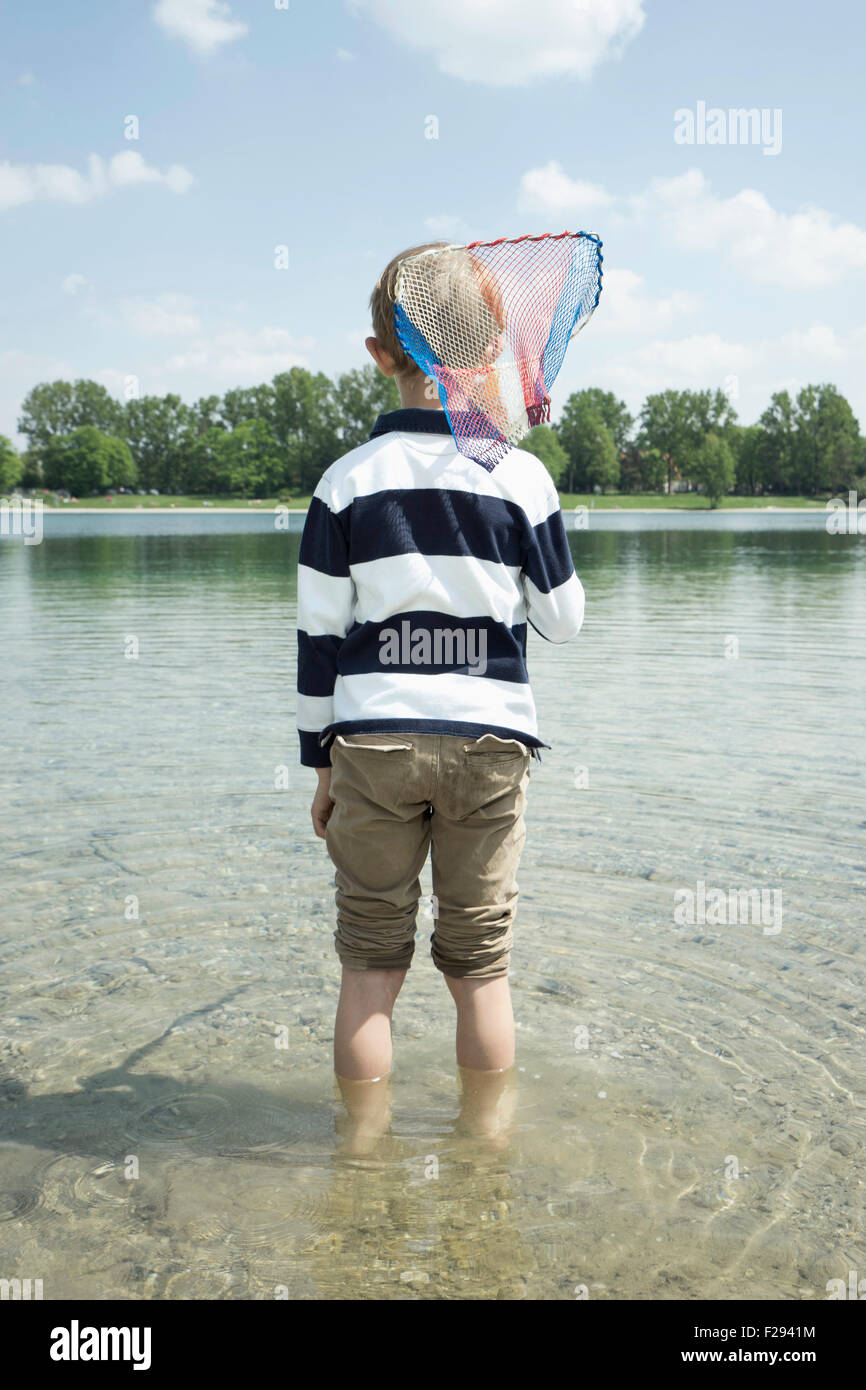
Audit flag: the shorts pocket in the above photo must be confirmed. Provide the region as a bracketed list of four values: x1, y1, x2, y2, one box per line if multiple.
[336, 734, 414, 752]
[462, 734, 528, 759]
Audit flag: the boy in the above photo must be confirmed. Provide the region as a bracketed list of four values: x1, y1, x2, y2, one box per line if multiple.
[296, 240, 585, 1123]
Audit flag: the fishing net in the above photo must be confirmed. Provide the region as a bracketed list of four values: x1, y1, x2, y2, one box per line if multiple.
[393, 231, 603, 470]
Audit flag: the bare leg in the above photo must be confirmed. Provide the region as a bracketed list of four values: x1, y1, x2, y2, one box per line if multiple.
[333, 965, 407, 1081]
[444, 973, 514, 1071]
[335, 1074, 394, 1156]
[456, 1064, 518, 1147]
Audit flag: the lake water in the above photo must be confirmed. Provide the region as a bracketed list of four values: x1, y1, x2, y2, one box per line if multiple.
[1, 512, 864, 1300]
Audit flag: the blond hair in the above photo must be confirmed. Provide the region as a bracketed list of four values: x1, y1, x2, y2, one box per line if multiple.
[370, 241, 449, 380]
[371, 240, 506, 378]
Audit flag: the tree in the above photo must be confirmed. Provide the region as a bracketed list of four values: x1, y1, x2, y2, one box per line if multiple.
[641, 447, 668, 491]
[793, 384, 860, 495]
[556, 395, 620, 491]
[638, 389, 737, 493]
[563, 388, 633, 452]
[191, 395, 223, 435]
[730, 424, 764, 495]
[218, 418, 285, 496]
[103, 434, 136, 489]
[757, 390, 797, 494]
[692, 387, 738, 439]
[637, 390, 698, 493]
[18, 450, 43, 490]
[693, 432, 735, 507]
[619, 443, 667, 493]
[584, 419, 620, 490]
[184, 426, 228, 494]
[220, 385, 276, 431]
[124, 394, 193, 493]
[271, 369, 342, 493]
[519, 425, 570, 485]
[18, 379, 123, 458]
[333, 365, 400, 450]
[43, 426, 135, 495]
[617, 443, 642, 493]
[14, 367, 861, 504]
[0, 435, 22, 493]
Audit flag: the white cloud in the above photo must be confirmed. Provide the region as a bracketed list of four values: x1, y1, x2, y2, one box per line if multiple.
[336, 48, 355, 61]
[628, 332, 757, 377]
[90, 368, 132, 398]
[0, 328, 311, 439]
[0, 320, 314, 442]
[778, 322, 844, 361]
[75, 328, 310, 403]
[19, 72, 35, 86]
[349, 0, 645, 85]
[571, 335, 755, 425]
[121, 294, 201, 338]
[518, 161, 613, 218]
[346, 327, 372, 352]
[106, 150, 194, 194]
[564, 331, 755, 409]
[0, 151, 194, 212]
[152, 0, 247, 56]
[518, 162, 866, 290]
[61, 273, 89, 296]
[593, 267, 702, 336]
[647, 169, 866, 289]
[155, 326, 309, 385]
[567, 319, 866, 430]
[423, 214, 478, 241]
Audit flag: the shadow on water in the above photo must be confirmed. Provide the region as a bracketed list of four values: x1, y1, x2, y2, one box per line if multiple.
[0, 992, 539, 1301]
[1, 990, 326, 1165]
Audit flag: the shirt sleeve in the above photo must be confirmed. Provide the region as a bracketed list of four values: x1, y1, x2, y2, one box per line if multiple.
[296, 476, 354, 766]
[521, 474, 585, 643]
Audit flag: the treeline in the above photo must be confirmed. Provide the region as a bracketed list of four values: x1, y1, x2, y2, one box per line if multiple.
[2, 368, 400, 498]
[2, 372, 863, 503]
[521, 385, 865, 503]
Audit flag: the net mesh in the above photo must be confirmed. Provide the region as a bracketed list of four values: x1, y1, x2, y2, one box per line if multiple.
[393, 231, 603, 470]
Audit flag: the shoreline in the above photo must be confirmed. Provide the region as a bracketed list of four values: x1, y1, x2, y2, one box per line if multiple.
[39, 504, 828, 516]
[40, 506, 311, 514]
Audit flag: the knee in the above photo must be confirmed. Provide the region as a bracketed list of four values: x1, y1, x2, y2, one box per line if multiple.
[340, 965, 408, 1011]
[444, 972, 509, 1004]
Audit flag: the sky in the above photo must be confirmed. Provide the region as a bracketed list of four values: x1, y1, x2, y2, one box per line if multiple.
[1, 0, 865, 448]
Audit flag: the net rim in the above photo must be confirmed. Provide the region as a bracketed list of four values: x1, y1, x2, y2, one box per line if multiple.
[393, 229, 603, 343]
[390, 229, 604, 467]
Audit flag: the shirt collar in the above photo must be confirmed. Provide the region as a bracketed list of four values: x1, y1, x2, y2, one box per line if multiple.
[369, 408, 452, 440]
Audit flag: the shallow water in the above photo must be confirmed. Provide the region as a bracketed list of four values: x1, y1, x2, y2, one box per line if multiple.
[1, 519, 864, 1300]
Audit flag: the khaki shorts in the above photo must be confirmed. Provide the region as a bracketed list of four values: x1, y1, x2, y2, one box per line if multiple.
[324, 732, 532, 979]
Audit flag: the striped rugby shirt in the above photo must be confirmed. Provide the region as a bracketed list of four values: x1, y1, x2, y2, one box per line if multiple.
[296, 408, 585, 767]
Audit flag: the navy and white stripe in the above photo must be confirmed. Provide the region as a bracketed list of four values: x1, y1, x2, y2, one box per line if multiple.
[297, 409, 584, 767]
